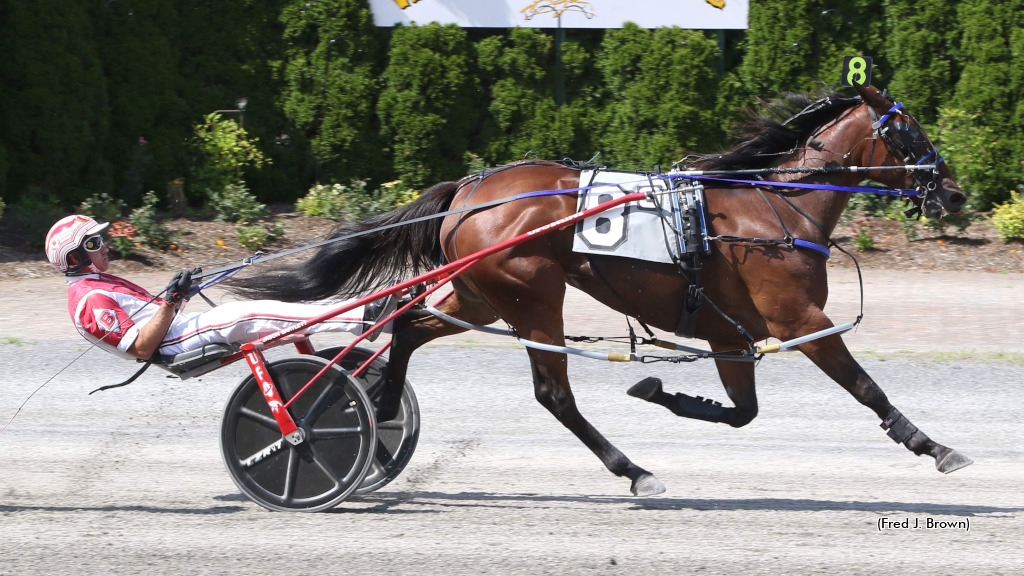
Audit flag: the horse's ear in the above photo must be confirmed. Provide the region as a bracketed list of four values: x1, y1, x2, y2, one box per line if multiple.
[852, 83, 889, 109]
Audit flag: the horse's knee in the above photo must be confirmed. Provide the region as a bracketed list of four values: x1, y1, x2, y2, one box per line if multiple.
[725, 405, 758, 428]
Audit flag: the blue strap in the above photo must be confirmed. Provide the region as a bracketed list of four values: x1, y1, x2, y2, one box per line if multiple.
[793, 238, 832, 258]
[693, 176, 920, 197]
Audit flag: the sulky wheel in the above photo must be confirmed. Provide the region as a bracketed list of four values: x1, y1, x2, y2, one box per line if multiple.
[220, 356, 376, 512]
[317, 346, 420, 494]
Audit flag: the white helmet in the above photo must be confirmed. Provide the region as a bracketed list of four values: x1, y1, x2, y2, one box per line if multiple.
[45, 215, 110, 274]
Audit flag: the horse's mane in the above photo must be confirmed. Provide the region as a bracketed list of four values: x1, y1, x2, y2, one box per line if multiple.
[688, 90, 862, 171]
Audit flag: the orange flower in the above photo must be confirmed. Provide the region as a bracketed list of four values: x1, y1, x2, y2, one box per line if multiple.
[936, 239, 944, 244]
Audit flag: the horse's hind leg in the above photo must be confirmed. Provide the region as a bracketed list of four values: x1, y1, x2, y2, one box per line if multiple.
[377, 288, 497, 421]
[797, 331, 973, 473]
[482, 275, 665, 496]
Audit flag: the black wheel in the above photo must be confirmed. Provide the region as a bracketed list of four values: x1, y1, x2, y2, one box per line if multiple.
[317, 346, 420, 493]
[220, 356, 376, 512]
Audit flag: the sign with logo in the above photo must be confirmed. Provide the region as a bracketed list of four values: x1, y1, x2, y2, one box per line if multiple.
[371, 0, 748, 29]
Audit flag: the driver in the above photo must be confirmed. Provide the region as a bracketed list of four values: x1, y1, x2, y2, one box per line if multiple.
[45, 214, 395, 361]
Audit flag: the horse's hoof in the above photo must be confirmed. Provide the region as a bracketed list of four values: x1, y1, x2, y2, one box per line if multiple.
[630, 473, 666, 496]
[935, 449, 974, 474]
[627, 377, 663, 401]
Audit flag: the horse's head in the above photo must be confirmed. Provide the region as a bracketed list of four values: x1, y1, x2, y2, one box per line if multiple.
[852, 84, 966, 218]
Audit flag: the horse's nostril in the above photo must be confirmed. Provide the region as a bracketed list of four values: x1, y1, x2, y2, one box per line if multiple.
[951, 192, 967, 207]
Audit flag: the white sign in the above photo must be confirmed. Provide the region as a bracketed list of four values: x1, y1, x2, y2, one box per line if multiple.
[370, 0, 748, 29]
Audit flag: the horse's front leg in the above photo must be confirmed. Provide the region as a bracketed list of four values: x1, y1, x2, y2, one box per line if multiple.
[794, 321, 973, 474]
[627, 346, 759, 428]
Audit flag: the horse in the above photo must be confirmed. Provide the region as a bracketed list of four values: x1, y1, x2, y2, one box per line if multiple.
[234, 83, 971, 496]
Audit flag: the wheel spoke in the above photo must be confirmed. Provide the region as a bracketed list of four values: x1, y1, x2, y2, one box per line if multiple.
[282, 447, 299, 503]
[238, 406, 279, 431]
[308, 445, 343, 488]
[377, 418, 406, 431]
[240, 438, 286, 469]
[302, 380, 341, 423]
[308, 426, 366, 440]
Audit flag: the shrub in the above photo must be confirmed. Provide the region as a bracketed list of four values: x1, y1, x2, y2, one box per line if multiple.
[78, 192, 125, 223]
[106, 220, 138, 258]
[129, 191, 177, 250]
[210, 183, 267, 224]
[922, 211, 974, 237]
[991, 190, 1024, 241]
[852, 220, 874, 251]
[235, 220, 283, 250]
[296, 181, 366, 221]
[0, 196, 5, 220]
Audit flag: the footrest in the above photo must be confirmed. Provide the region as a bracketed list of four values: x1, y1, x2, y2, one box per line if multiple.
[152, 343, 235, 376]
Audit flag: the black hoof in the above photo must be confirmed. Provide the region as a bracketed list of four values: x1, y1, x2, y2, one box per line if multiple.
[627, 377, 663, 401]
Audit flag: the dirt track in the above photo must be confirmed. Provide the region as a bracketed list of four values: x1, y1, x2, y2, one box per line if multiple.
[1, 268, 1023, 575]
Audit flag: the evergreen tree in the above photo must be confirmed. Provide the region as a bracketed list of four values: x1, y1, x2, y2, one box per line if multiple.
[594, 25, 722, 169]
[377, 23, 479, 188]
[276, 0, 384, 188]
[883, 0, 959, 123]
[0, 0, 108, 205]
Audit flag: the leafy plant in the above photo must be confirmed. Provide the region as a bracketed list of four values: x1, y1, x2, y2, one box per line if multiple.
[210, 182, 267, 224]
[235, 220, 283, 250]
[190, 113, 270, 201]
[106, 220, 138, 258]
[991, 190, 1024, 241]
[296, 181, 367, 222]
[0, 196, 5, 220]
[129, 191, 177, 249]
[852, 220, 874, 251]
[78, 192, 125, 224]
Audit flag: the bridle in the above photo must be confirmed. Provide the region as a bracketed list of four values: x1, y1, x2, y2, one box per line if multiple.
[865, 99, 945, 218]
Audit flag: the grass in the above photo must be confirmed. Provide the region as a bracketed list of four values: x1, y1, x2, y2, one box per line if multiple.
[0, 337, 28, 346]
[851, 350, 1024, 364]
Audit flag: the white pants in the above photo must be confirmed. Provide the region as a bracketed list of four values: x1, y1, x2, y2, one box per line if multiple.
[157, 300, 368, 356]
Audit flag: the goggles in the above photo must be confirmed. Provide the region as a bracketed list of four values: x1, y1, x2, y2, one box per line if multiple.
[83, 235, 104, 252]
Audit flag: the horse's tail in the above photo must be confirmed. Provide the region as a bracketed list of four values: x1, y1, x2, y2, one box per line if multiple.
[228, 180, 461, 302]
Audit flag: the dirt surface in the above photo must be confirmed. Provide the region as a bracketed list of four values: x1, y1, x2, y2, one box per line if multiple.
[2, 208, 1023, 281]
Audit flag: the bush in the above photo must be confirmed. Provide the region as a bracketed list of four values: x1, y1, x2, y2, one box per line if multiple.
[7, 192, 65, 246]
[922, 211, 974, 237]
[78, 192, 125, 223]
[210, 182, 267, 224]
[106, 220, 138, 258]
[235, 220, 284, 250]
[0, 196, 5, 220]
[296, 181, 366, 222]
[129, 191, 177, 250]
[991, 190, 1024, 241]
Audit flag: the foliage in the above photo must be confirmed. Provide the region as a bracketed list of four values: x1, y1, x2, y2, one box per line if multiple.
[6, 193, 65, 247]
[235, 224, 272, 250]
[377, 24, 480, 189]
[190, 114, 270, 200]
[106, 220, 139, 259]
[851, 220, 874, 251]
[3, 0, 1024, 214]
[128, 191, 177, 250]
[931, 108, 1005, 210]
[922, 211, 974, 236]
[209, 183, 268, 224]
[78, 192, 126, 224]
[296, 181, 369, 221]
[296, 179, 419, 222]
[276, 0, 385, 185]
[991, 190, 1024, 241]
[0, 196, 5, 220]
[597, 26, 725, 168]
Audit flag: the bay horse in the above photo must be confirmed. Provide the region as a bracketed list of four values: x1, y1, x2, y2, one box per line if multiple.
[235, 84, 971, 496]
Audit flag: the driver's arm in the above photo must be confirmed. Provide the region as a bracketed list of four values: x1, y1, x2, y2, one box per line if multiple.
[126, 300, 177, 359]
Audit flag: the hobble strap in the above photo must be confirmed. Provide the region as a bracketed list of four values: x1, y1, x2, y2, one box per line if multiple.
[880, 407, 919, 444]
